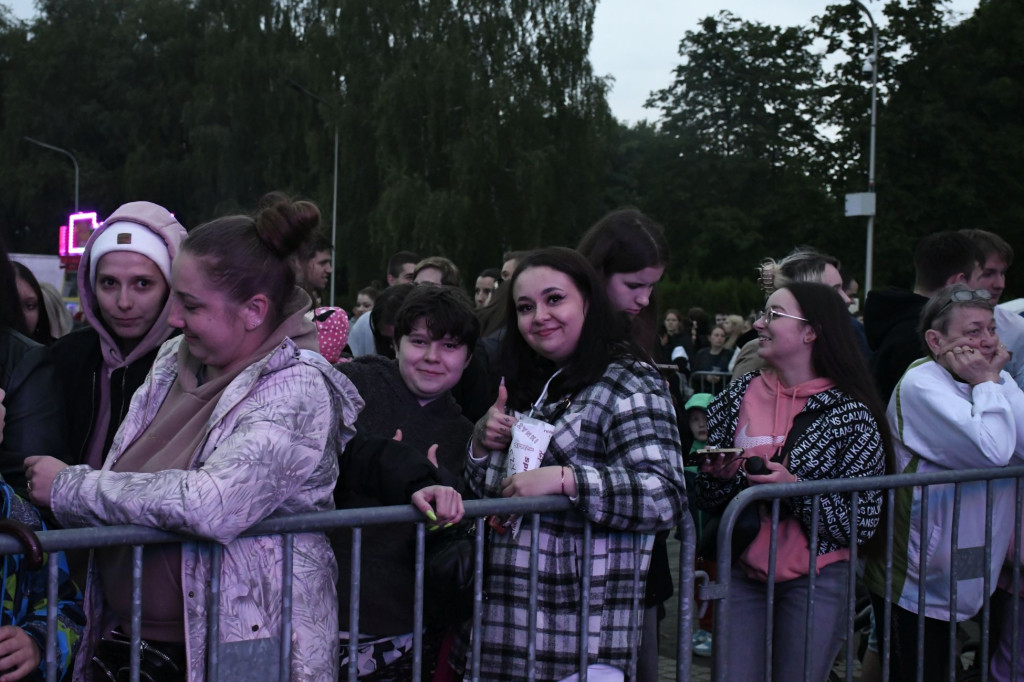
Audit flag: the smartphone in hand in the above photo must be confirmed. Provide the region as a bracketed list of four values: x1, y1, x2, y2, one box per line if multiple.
[695, 447, 744, 478]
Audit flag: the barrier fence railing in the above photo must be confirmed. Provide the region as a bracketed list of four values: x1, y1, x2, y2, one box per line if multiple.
[700, 465, 1024, 682]
[0, 496, 698, 682]
[689, 371, 732, 395]
[7, 466, 1020, 682]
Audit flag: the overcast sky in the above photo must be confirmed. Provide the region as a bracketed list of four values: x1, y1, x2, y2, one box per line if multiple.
[4, 0, 980, 124]
[592, 0, 980, 124]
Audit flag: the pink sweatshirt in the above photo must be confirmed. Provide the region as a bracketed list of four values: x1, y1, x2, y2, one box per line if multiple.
[734, 371, 850, 581]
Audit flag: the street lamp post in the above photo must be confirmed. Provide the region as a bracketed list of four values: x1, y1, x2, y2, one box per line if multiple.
[24, 136, 80, 212]
[288, 80, 340, 307]
[848, 0, 879, 295]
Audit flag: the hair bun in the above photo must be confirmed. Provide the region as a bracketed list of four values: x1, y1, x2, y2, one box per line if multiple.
[758, 259, 778, 294]
[254, 191, 321, 258]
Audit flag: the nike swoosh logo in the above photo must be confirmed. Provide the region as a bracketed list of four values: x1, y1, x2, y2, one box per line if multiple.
[734, 423, 786, 450]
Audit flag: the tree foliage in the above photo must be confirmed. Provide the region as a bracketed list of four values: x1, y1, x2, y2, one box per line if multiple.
[632, 0, 1024, 299]
[642, 12, 843, 282]
[0, 0, 613, 296]
[872, 0, 1024, 290]
[1, 0, 1022, 306]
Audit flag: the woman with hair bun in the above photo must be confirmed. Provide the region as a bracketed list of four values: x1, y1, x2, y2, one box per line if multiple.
[24, 192, 460, 681]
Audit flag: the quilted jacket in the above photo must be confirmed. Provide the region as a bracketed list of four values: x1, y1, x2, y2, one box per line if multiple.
[51, 333, 363, 681]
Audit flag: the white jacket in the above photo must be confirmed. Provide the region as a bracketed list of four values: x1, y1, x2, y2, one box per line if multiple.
[865, 358, 1024, 621]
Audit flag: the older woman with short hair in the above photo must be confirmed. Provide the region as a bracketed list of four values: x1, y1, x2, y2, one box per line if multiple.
[864, 283, 1024, 681]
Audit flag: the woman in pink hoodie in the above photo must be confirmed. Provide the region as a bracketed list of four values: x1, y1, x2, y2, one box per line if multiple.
[695, 281, 890, 681]
[50, 201, 187, 470]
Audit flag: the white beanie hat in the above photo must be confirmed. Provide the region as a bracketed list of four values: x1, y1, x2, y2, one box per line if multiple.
[89, 221, 172, 286]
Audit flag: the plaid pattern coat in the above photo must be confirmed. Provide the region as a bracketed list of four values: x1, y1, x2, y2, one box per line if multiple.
[459, 359, 687, 680]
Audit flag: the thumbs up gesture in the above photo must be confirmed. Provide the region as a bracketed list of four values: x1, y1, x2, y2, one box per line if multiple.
[473, 380, 517, 452]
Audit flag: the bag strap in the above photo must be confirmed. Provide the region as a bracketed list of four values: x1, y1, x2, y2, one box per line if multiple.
[772, 406, 824, 464]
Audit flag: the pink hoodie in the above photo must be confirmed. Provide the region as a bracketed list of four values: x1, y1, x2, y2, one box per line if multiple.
[77, 201, 187, 467]
[733, 370, 850, 581]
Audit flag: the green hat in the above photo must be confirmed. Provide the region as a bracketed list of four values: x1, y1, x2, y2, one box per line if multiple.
[684, 392, 714, 412]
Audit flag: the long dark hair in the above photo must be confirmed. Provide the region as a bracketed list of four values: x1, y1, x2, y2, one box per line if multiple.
[786, 282, 894, 461]
[12, 261, 52, 343]
[0, 233, 28, 336]
[577, 208, 668, 354]
[501, 247, 639, 411]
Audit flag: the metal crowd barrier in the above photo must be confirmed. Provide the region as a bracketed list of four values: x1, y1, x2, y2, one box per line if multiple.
[0, 496, 699, 682]
[700, 465, 1024, 682]
[689, 371, 732, 395]
[8, 466, 1022, 682]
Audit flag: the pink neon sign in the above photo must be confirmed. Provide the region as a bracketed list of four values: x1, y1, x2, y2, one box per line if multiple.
[59, 212, 98, 256]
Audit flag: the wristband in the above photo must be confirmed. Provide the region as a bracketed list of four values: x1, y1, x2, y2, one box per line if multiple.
[560, 466, 566, 496]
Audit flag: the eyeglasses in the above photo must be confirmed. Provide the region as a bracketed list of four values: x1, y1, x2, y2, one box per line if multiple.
[937, 288, 991, 315]
[758, 308, 809, 326]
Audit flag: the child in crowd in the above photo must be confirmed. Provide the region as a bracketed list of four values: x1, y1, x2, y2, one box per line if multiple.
[0, 477, 84, 680]
[683, 393, 714, 657]
[333, 284, 478, 678]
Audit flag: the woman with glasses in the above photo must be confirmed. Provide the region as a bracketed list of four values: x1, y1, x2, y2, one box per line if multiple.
[695, 281, 889, 681]
[863, 283, 1024, 681]
[730, 247, 856, 380]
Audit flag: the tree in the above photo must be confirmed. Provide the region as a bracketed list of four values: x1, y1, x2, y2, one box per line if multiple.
[310, 0, 615, 291]
[640, 1, 1023, 293]
[641, 12, 843, 281]
[870, 0, 1024, 289]
[650, 12, 827, 168]
[0, 0, 615, 305]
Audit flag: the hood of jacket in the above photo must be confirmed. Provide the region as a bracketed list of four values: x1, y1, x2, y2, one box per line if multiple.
[863, 287, 928, 350]
[78, 201, 187, 370]
[745, 369, 835, 450]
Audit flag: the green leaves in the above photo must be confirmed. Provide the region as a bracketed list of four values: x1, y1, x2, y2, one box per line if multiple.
[0, 0, 613, 299]
[3, 0, 1022, 304]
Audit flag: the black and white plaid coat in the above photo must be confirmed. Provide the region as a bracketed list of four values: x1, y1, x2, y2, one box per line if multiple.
[458, 359, 687, 680]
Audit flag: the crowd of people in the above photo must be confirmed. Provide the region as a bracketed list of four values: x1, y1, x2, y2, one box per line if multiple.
[0, 195, 1022, 682]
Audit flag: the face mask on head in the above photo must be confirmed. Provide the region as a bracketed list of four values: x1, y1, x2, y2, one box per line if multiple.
[848, 299, 860, 315]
